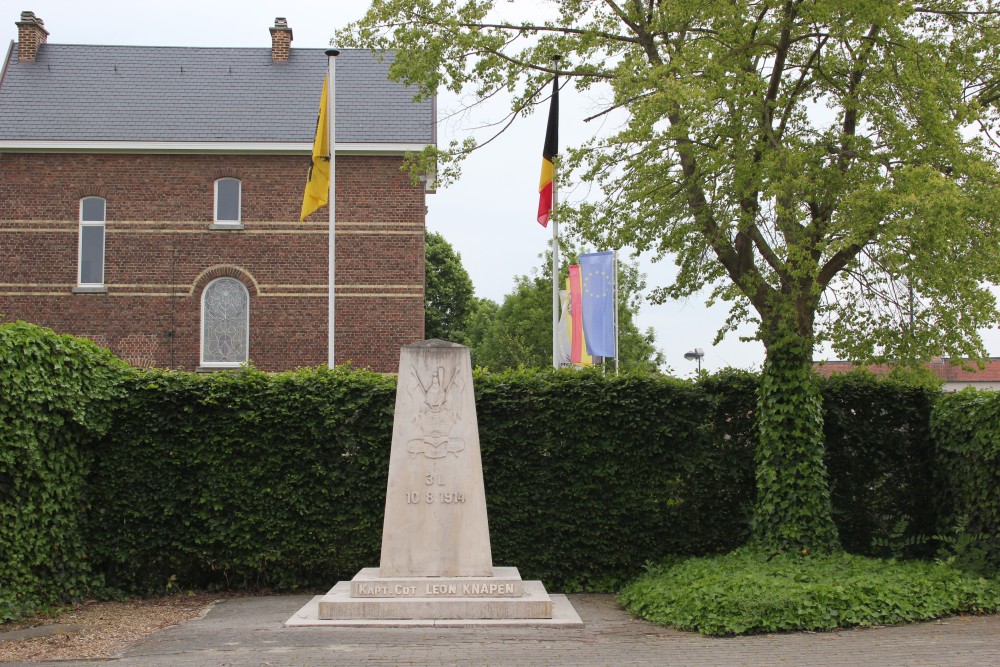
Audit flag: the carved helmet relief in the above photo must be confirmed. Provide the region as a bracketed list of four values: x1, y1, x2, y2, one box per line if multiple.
[407, 364, 466, 459]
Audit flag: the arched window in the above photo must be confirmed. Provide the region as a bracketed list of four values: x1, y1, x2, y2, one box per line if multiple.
[201, 277, 249, 366]
[214, 178, 242, 223]
[78, 197, 106, 286]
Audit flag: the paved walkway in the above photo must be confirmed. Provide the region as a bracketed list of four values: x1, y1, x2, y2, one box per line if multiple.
[21, 594, 1000, 667]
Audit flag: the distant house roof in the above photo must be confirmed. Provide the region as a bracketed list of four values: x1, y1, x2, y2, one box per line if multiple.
[0, 43, 434, 147]
[814, 358, 1000, 386]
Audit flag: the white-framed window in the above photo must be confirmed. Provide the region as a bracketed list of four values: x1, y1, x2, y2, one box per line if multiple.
[201, 277, 250, 366]
[78, 197, 106, 286]
[214, 178, 242, 223]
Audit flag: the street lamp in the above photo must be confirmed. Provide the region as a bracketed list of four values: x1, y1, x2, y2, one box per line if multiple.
[684, 348, 705, 374]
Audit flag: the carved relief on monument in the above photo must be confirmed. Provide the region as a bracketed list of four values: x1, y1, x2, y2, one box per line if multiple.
[406, 365, 466, 459]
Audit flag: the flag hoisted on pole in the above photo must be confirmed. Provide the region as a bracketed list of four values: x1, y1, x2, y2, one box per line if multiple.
[300, 77, 330, 222]
[566, 269, 594, 367]
[537, 71, 558, 229]
[580, 251, 616, 358]
[538, 56, 560, 369]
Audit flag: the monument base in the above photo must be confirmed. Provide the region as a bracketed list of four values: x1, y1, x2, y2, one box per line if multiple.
[284, 566, 583, 627]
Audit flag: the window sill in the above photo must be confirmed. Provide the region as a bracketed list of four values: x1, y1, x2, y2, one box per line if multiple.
[72, 285, 108, 294]
[208, 223, 245, 231]
[195, 365, 246, 373]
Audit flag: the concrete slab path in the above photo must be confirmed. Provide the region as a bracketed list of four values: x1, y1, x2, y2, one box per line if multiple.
[18, 594, 1000, 667]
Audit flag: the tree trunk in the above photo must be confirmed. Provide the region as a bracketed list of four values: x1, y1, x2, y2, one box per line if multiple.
[751, 324, 840, 554]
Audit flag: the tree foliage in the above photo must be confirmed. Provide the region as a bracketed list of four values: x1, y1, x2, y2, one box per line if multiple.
[425, 230, 478, 342]
[343, 0, 1000, 552]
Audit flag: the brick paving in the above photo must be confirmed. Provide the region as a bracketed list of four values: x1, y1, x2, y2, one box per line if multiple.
[21, 594, 1000, 667]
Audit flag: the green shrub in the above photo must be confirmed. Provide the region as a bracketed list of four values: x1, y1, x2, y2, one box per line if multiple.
[931, 389, 1000, 572]
[619, 549, 1000, 635]
[85, 366, 725, 593]
[81, 363, 956, 594]
[0, 322, 126, 621]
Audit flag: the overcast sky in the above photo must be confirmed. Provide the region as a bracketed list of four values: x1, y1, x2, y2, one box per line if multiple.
[6, 1, 998, 375]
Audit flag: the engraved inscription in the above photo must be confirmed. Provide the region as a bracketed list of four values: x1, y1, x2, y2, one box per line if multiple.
[463, 583, 516, 595]
[353, 579, 521, 597]
[357, 583, 391, 595]
[403, 491, 466, 505]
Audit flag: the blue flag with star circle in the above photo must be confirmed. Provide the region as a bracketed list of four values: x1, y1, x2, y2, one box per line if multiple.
[580, 251, 615, 357]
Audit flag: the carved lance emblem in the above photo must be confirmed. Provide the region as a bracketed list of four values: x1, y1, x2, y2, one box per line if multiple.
[407, 365, 466, 459]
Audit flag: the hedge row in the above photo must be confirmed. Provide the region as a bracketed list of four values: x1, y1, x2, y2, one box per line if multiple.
[3, 323, 997, 622]
[87, 367, 720, 593]
[85, 365, 943, 594]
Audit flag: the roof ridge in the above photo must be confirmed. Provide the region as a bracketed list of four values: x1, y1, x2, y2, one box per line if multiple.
[32, 43, 364, 52]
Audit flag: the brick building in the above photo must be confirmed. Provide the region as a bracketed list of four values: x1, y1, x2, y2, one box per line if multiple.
[0, 12, 434, 372]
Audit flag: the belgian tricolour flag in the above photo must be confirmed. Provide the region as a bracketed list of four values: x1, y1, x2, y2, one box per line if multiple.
[537, 72, 559, 227]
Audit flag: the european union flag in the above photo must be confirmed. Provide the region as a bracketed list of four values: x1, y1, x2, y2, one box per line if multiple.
[580, 251, 615, 357]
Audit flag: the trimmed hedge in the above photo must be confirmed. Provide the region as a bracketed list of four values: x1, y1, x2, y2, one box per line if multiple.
[85, 366, 396, 593]
[87, 367, 722, 593]
[4, 328, 997, 619]
[821, 372, 939, 555]
[931, 389, 1000, 570]
[477, 369, 714, 591]
[0, 322, 126, 621]
[83, 366, 952, 595]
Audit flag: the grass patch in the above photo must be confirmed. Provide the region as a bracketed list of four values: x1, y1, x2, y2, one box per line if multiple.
[618, 549, 1000, 636]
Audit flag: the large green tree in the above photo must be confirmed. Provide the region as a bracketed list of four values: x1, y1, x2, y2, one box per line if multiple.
[343, 1, 1000, 552]
[425, 230, 478, 342]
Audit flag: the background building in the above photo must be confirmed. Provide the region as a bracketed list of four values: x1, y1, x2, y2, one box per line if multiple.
[814, 358, 1000, 392]
[0, 11, 434, 372]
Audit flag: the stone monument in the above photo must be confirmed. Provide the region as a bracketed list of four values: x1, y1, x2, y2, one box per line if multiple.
[286, 340, 581, 626]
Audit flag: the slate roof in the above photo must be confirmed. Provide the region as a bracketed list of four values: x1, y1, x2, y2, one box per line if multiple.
[0, 43, 434, 145]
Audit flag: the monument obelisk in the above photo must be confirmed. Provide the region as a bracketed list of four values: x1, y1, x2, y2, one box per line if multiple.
[287, 340, 580, 626]
[379, 341, 492, 577]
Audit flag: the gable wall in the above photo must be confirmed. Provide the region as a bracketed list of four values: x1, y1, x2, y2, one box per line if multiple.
[0, 152, 425, 372]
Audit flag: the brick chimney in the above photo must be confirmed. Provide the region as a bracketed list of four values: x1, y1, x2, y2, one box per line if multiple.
[16, 11, 49, 63]
[269, 17, 292, 62]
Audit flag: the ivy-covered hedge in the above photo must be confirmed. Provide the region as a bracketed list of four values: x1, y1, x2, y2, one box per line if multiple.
[931, 389, 1000, 570]
[0, 322, 126, 622]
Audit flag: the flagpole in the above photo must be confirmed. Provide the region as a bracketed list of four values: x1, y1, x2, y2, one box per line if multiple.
[550, 55, 561, 370]
[326, 49, 339, 368]
[551, 184, 559, 370]
[613, 249, 619, 376]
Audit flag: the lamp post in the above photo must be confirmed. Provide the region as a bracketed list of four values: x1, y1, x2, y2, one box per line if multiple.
[684, 348, 705, 374]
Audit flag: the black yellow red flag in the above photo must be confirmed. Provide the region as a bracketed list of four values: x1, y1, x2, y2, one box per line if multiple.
[537, 73, 559, 227]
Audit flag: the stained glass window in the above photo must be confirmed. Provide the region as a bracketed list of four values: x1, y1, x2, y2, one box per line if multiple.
[201, 278, 249, 365]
